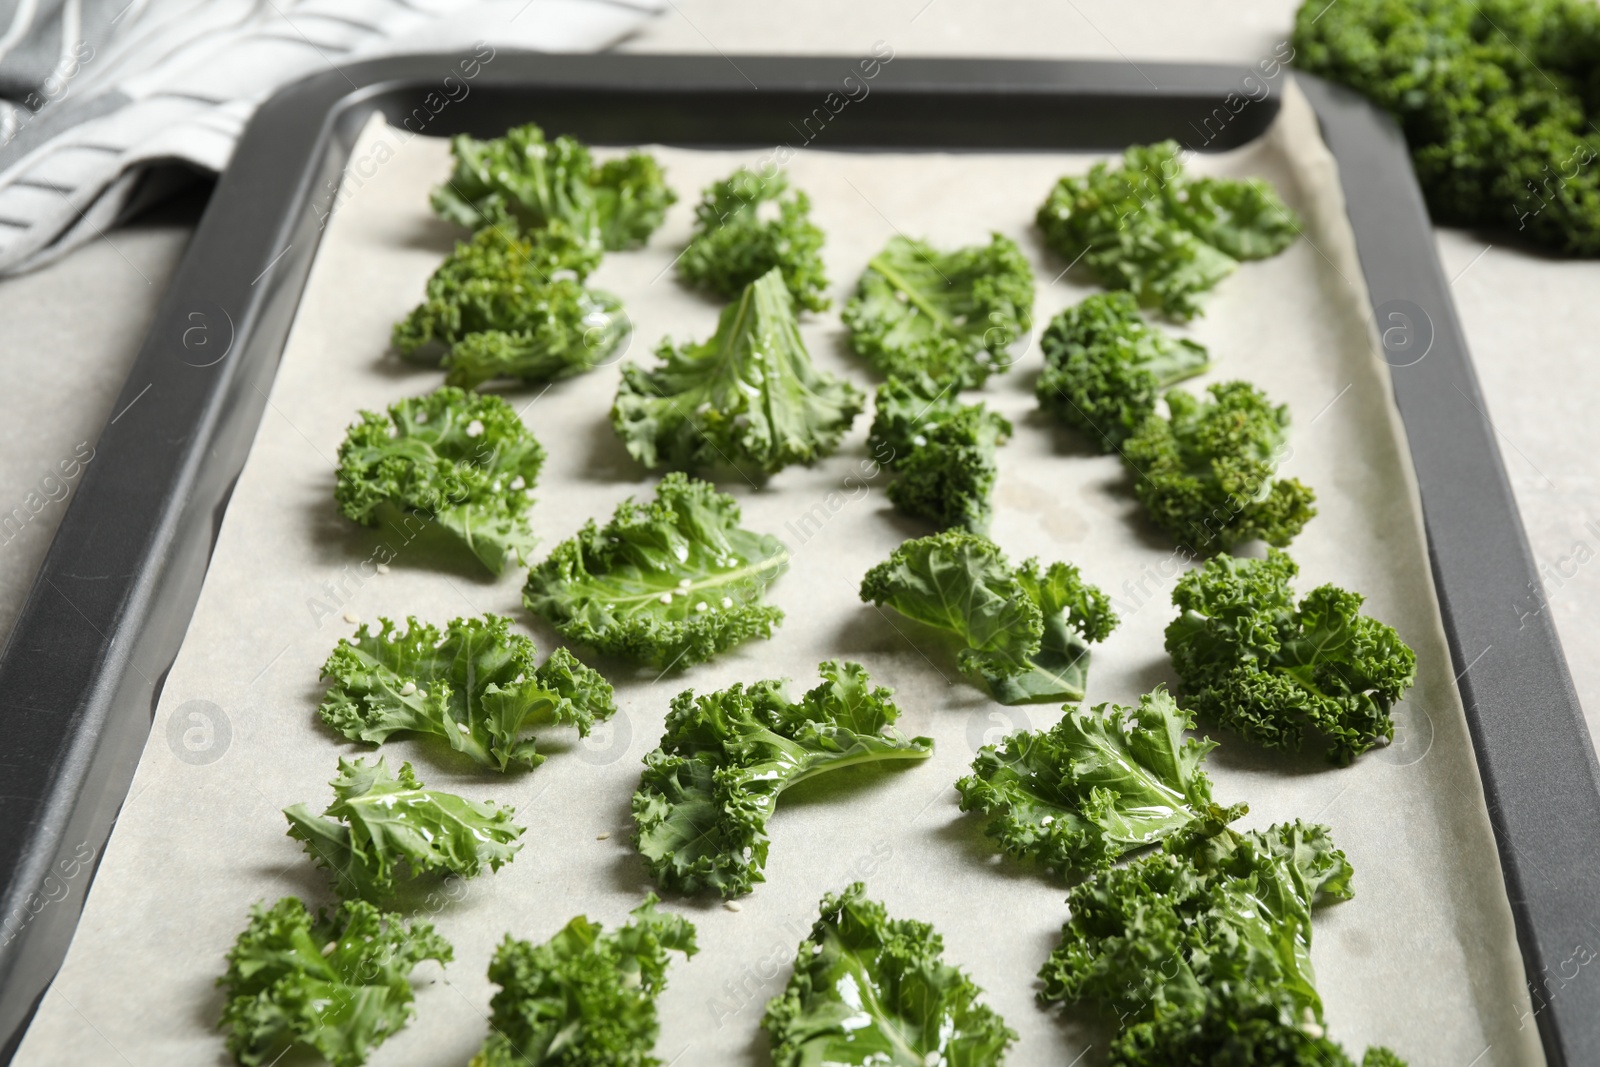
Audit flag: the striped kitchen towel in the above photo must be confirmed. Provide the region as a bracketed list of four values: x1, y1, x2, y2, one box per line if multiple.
[0, 0, 662, 275]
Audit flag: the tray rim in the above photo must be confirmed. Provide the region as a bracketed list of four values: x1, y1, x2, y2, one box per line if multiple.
[0, 50, 1594, 1067]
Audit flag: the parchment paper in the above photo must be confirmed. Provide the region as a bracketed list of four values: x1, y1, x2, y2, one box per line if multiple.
[15, 85, 1543, 1067]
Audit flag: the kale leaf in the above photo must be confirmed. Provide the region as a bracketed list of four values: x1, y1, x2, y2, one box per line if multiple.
[677, 167, 829, 311]
[631, 661, 933, 897]
[1036, 141, 1300, 319]
[442, 300, 627, 390]
[283, 756, 524, 902]
[432, 123, 593, 236]
[1036, 291, 1210, 452]
[470, 896, 696, 1067]
[217, 896, 451, 1067]
[842, 233, 1035, 388]
[592, 153, 680, 251]
[431, 123, 674, 250]
[612, 268, 863, 478]
[522, 472, 789, 669]
[1294, 0, 1600, 256]
[391, 226, 626, 389]
[1122, 380, 1317, 553]
[1166, 548, 1418, 765]
[318, 614, 616, 772]
[1039, 820, 1406, 1067]
[334, 386, 545, 575]
[956, 687, 1244, 876]
[859, 530, 1117, 705]
[763, 882, 1016, 1067]
[868, 373, 1012, 534]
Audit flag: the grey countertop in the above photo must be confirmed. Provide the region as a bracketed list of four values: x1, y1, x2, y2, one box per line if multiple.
[3, 0, 1595, 745]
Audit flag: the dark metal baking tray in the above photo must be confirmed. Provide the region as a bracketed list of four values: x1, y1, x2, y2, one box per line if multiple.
[1, 51, 1595, 1066]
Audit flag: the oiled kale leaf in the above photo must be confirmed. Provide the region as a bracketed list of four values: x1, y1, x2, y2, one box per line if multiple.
[1036, 291, 1210, 452]
[859, 530, 1116, 705]
[677, 167, 828, 310]
[613, 268, 863, 478]
[1122, 381, 1317, 554]
[1039, 820, 1405, 1067]
[318, 614, 615, 772]
[217, 897, 451, 1067]
[632, 662, 932, 897]
[1036, 141, 1299, 320]
[957, 687, 1244, 875]
[868, 373, 1012, 535]
[763, 883, 1016, 1066]
[432, 122, 674, 251]
[523, 473, 790, 669]
[470, 896, 696, 1067]
[283, 756, 524, 901]
[843, 233, 1034, 388]
[1165, 548, 1417, 765]
[334, 387, 545, 575]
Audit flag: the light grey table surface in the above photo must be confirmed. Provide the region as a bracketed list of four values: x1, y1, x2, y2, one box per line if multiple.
[2, 0, 1595, 748]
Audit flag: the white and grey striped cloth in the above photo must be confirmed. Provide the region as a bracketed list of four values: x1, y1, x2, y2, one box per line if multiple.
[0, 0, 661, 274]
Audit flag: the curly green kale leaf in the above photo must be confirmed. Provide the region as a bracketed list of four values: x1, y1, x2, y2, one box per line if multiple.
[592, 153, 679, 251]
[1039, 820, 1405, 1067]
[391, 226, 626, 389]
[1122, 380, 1317, 553]
[432, 124, 594, 235]
[842, 233, 1035, 387]
[1038, 820, 1353, 1021]
[1165, 548, 1418, 765]
[762, 882, 1016, 1067]
[470, 896, 696, 1067]
[1036, 141, 1300, 319]
[1293, 0, 1600, 256]
[283, 756, 524, 902]
[431, 123, 674, 250]
[441, 297, 627, 389]
[956, 687, 1244, 876]
[334, 386, 545, 575]
[217, 896, 451, 1067]
[859, 530, 1117, 705]
[1036, 291, 1210, 452]
[396, 227, 602, 347]
[318, 614, 616, 772]
[1173, 173, 1307, 261]
[677, 167, 829, 311]
[632, 662, 933, 897]
[1115, 1007, 1408, 1067]
[612, 268, 863, 478]
[523, 472, 789, 669]
[868, 373, 1012, 534]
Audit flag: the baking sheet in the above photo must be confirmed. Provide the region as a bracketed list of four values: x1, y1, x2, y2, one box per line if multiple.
[15, 84, 1541, 1066]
